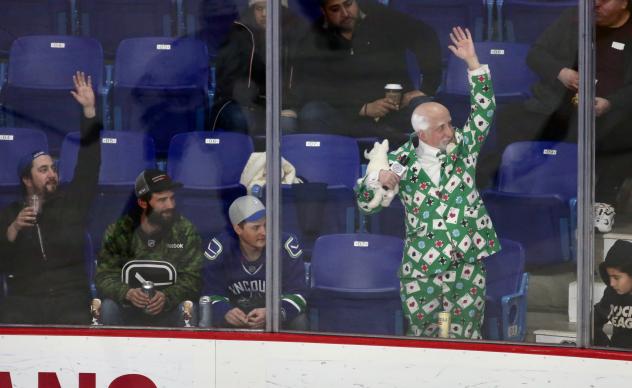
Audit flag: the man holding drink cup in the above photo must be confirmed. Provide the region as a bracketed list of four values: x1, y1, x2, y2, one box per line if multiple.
[0, 72, 102, 324]
[290, 0, 442, 146]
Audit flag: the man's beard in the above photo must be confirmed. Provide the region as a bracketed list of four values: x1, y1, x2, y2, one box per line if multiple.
[146, 204, 177, 229]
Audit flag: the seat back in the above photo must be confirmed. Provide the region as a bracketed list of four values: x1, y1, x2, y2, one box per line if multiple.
[168, 131, 252, 239]
[0, 0, 70, 55]
[114, 37, 208, 89]
[281, 134, 360, 189]
[7, 35, 103, 89]
[390, 0, 484, 61]
[2, 35, 103, 154]
[59, 130, 157, 185]
[309, 233, 404, 335]
[483, 238, 528, 341]
[79, 0, 175, 57]
[485, 239, 525, 304]
[502, 0, 576, 44]
[497, 141, 577, 199]
[112, 37, 209, 155]
[168, 131, 253, 189]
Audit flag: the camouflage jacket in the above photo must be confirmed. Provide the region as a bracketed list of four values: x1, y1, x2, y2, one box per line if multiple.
[356, 65, 501, 280]
[95, 214, 203, 311]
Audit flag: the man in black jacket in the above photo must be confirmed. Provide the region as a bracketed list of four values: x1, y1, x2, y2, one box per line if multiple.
[0, 72, 102, 324]
[478, 0, 632, 205]
[290, 0, 442, 147]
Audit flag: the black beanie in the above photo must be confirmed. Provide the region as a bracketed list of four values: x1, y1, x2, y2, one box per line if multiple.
[599, 240, 632, 284]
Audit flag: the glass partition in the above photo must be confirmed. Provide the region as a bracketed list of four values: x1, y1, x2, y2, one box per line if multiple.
[0, 0, 268, 330]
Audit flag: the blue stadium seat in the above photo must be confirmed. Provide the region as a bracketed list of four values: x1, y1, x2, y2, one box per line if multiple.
[0, 35, 104, 155]
[78, 0, 176, 58]
[0, 127, 49, 209]
[483, 238, 529, 341]
[167, 131, 253, 239]
[309, 233, 404, 335]
[281, 134, 360, 189]
[0, 0, 70, 56]
[500, 0, 576, 44]
[389, 0, 485, 62]
[280, 134, 360, 254]
[482, 141, 577, 267]
[112, 37, 209, 156]
[58, 130, 157, 252]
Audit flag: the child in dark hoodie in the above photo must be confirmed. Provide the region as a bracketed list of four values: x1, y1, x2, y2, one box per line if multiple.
[594, 239, 632, 348]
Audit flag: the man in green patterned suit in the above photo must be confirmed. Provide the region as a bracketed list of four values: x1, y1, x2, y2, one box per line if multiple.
[356, 27, 501, 339]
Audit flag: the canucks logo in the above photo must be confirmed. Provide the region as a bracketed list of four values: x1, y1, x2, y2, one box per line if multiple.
[204, 238, 223, 261]
[284, 236, 302, 259]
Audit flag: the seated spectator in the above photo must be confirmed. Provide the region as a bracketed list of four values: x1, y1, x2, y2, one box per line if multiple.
[289, 0, 442, 147]
[201, 195, 307, 329]
[95, 170, 203, 327]
[478, 0, 632, 206]
[595, 240, 632, 348]
[0, 72, 101, 325]
[210, 0, 305, 136]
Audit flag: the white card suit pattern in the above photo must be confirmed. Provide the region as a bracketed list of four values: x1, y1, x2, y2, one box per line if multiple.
[457, 294, 474, 308]
[432, 219, 447, 230]
[461, 264, 475, 280]
[445, 208, 460, 224]
[406, 296, 419, 314]
[472, 232, 486, 249]
[472, 114, 489, 132]
[474, 93, 491, 109]
[445, 175, 462, 193]
[407, 246, 422, 263]
[423, 247, 440, 265]
[422, 298, 440, 313]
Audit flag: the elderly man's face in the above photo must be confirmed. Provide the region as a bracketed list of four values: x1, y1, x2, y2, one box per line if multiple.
[322, 0, 359, 32]
[414, 103, 455, 151]
[595, 0, 629, 27]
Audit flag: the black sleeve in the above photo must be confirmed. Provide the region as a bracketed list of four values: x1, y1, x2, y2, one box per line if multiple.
[67, 114, 102, 214]
[214, 25, 259, 105]
[0, 205, 19, 271]
[593, 289, 613, 347]
[526, 9, 578, 84]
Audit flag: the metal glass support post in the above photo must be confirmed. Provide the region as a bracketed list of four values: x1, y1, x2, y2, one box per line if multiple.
[576, 0, 595, 348]
[265, 0, 282, 333]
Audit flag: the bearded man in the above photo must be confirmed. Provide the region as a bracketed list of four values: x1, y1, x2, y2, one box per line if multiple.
[95, 169, 203, 327]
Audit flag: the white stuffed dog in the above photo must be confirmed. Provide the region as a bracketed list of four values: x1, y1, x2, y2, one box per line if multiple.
[359, 139, 398, 210]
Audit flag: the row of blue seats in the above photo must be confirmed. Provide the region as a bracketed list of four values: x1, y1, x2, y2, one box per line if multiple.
[0, 125, 578, 269]
[0, 0, 321, 58]
[0, 33, 542, 157]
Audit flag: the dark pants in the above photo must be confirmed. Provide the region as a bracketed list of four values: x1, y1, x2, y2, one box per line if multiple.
[0, 293, 91, 325]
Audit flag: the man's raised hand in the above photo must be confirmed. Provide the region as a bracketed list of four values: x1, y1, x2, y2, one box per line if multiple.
[448, 26, 480, 71]
[70, 71, 96, 118]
